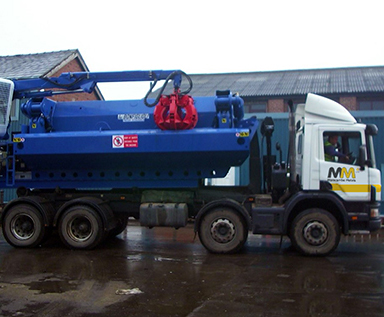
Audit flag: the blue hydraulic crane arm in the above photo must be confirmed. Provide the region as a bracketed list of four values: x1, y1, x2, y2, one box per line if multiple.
[12, 70, 184, 99]
[0, 69, 188, 139]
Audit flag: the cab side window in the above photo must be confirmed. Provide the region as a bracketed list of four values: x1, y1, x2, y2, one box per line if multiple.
[323, 132, 362, 165]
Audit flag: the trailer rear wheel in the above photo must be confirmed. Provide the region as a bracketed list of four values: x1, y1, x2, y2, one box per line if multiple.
[2, 204, 46, 248]
[290, 208, 340, 256]
[59, 205, 104, 249]
[198, 208, 247, 254]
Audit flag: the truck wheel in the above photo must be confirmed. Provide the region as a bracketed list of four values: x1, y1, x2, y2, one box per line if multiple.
[290, 208, 340, 256]
[59, 205, 104, 249]
[198, 208, 247, 254]
[2, 204, 46, 248]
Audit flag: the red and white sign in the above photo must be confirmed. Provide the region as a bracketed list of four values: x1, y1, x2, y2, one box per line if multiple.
[112, 135, 138, 148]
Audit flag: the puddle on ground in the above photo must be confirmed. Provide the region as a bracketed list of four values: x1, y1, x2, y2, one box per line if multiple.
[26, 276, 79, 294]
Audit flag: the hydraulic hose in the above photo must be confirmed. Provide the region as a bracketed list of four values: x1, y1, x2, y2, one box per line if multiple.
[144, 71, 193, 107]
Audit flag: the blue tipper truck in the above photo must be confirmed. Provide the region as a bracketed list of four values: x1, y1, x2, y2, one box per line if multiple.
[0, 70, 381, 256]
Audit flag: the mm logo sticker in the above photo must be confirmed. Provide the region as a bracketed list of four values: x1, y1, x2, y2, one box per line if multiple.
[327, 167, 357, 183]
[328, 167, 356, 179]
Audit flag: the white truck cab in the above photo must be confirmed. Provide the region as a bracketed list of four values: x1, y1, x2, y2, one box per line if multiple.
[295, 94, 381, 203]
[295, 94, 381, 202]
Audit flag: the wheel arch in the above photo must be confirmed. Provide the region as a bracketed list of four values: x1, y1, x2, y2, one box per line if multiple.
[194, 199, 251, 233]
[285, 192, 349, 235]
[53, 197, 115, 231]
[1, 196, 54, 227]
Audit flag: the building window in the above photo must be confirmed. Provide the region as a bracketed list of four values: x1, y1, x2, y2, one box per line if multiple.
[243, 100, 267, 113]
[358, 98, 384, 111]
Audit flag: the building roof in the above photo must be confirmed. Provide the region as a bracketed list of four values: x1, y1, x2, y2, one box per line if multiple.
[0, 49, 103, 99]
[0, 49, 80, 79]
[180, 66, 384, 98]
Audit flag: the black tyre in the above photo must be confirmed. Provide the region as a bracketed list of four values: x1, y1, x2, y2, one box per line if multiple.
[290, 208, 340, 256]
[2, 204, 46, 248]
[108, 214, 128, 237]
[59, 205, 104, 249]
[198, 208, 247, 254]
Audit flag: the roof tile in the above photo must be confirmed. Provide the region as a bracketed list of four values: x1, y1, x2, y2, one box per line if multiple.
[0, 50, 78, 79]
[182, 66, 384, 97]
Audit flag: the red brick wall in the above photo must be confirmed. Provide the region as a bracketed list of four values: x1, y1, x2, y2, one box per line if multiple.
[267, 99, 285, 112]
[339, 96, 357, 111]
[48, 58, 101, 102]
[264, 96, 358, 112]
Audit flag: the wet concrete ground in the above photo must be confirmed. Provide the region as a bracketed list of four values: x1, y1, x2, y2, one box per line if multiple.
[1, 222, 384, 317]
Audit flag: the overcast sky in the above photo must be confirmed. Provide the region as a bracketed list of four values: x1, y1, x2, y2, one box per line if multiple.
[1, 0, 383, 99]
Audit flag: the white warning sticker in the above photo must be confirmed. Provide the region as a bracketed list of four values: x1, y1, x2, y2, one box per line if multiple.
[117, 113, 149, 122]
[112, 135, 138, 148]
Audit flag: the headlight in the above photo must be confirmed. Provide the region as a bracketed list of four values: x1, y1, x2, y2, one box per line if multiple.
[370, 208, 379, 218]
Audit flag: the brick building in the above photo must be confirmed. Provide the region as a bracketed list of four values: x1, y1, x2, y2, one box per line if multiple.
[185, 67, 384, 113]
[0, 49, 103, 103]
[3, 51, 383, 114]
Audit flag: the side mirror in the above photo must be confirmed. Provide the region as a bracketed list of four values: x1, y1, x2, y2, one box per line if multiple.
[276, 142, 283, 163]
[358, 145, 366, 170]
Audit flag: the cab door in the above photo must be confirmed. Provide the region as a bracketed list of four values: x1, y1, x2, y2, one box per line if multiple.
[319, 129, 369, 201]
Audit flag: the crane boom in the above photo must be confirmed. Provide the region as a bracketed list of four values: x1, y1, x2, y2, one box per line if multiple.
[12, 70, 183, 99]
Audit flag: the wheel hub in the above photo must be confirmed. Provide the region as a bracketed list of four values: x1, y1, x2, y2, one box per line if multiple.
[11, 214, 35, 240]
[78, 223, 89, 233]
[68, 217, 92, 241]
[303, 221, 328, 245]
[211, 219, 235, 243]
